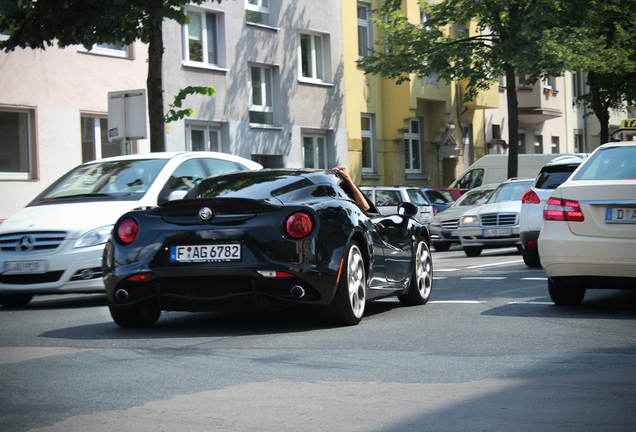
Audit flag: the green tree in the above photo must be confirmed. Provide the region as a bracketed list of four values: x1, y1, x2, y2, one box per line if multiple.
[546, 0, 636, 144]
[359, 0, 587, 178]
[0, 0, 219, 152]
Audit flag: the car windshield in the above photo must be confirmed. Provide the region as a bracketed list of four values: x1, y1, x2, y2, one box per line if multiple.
[454, 188, 494, 206]
[407, 189, 431, 206]
[40, 159, 168, 200]
[535, 164, 580, 189]
[487, 181, 533, 203]
[572, 145, 636, 181]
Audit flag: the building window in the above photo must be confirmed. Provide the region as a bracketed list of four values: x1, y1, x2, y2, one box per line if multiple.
[518, 133, 526, 154]
[533, 135, 543, 154]
[551, 136, 560, 154]
[81, 116, 124, 163]
[405, 118, 422, 172]
[0, 109, 32, 179]
[298, 32, 327, 82]
[357, 2, 371, 58]
[361, 114, 375, 172]
[79, 43, 130, 58]
[183, 7, 225, 68]
[572, 70, 583, 99]
[303, 133, 327, 169]
[249, 65, 274, 125]
[246, 0, 269, 26]
[492, 124, 501, 140]
[186, 123, 221, 152]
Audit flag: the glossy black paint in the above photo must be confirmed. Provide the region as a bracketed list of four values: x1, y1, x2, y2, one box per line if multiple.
[103, 169, 429, 314]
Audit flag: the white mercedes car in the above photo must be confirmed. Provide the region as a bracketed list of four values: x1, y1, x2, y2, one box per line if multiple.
[0, 152, 262, 307]
[539, 140, 636, 305]
[457, 178, 534, 257]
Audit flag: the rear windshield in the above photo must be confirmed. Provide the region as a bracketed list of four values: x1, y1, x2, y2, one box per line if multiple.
[406, 189, 431, 206]
[534, 164, 580, 189]
[488, 181, 533, 203]
[572, 146, 636, 181]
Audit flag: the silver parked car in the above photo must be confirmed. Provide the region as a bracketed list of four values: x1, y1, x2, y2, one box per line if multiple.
[359, 186, 435, 226]
[428, 184, 498, 252]
[457, 178, 534, 257]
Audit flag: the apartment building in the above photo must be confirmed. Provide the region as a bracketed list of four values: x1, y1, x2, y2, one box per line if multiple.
[0, 40, 150, 220]
[343, 0, 498, 188]
[0, 0, 347, 220]
[161, 0, 347, 169]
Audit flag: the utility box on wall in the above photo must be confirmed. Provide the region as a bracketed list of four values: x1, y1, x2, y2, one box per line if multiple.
[107, 89, 147, 142]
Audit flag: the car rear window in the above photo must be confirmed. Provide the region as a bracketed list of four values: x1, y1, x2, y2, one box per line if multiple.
[534, 164, 580, 189]
[407, 189, 431, 206]
[572, 145, 636, 181]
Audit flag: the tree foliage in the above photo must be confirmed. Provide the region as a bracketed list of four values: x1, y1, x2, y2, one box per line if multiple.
[544, 0, 636, 144]
[165, 86, 216, 123]
[0, 0, 219, 152]
[359, 0, 591, 178]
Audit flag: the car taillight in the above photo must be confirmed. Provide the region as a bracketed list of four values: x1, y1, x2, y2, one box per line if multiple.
[285, 212, 313, 239]
[544, 197, 585, 222]
[117, 218, 139, 244]
[522, 189, 540, 204]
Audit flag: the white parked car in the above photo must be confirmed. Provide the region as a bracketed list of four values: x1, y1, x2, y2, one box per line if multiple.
[457, 178, 534, 257]
[539, 140, 636, 306]
[0, 152, 262, 307]
[519, 155, 585, 267]
[359, 186, 435, 226]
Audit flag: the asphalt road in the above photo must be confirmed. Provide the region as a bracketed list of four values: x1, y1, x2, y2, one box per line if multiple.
[1, 246, 635, 431]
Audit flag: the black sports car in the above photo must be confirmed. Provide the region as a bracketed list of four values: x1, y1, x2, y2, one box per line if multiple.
[102, 169, 433, 327]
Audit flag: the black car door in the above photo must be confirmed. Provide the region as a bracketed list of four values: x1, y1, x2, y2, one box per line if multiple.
[371, 214, 413, 283]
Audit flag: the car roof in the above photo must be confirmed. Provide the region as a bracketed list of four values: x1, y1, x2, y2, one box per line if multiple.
[544, 155, 585, 166]
[84, 151, 260, 165]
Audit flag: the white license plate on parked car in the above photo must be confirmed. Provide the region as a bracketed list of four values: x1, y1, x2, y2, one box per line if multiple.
[2, 260, 47, 275]
[170, 244, 241, 262]
[483, 228, 512, 237]
[606, 207, 636, 224]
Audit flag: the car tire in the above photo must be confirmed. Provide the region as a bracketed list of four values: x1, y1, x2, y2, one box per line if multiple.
[331, 241, 366, 326]
[433, 242, 451, 252]
[108, 299, 161, 328]
[522, 247, 541, 268]
[548, 279, 586, 306]
[398, 239, 433, 306]
[463, 246, 482, 257]
[0, 294, 34, 307]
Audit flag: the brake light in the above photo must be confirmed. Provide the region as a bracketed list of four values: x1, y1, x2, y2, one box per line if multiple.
[126, 273, 154, 281]
[285, 212, 313, 239]
[544, 197, 585, 222]
[117, 218, 139, 244]
[522, 189, 540, 204]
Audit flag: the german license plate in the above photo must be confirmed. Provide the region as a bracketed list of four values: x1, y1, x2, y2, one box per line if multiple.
[483, 228, 512, 237]
[450, 231, 457, 237]
[2, 260, 46, 275]
[170, 244, 241, 262]
[606, 207, 636, 224]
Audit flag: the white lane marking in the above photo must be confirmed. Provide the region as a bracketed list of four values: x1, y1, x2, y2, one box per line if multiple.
[521, 277, 548, 281]
[434, 269, 461, 272]
[508, 301, 553, 305]
[461, 277, 507, 280]
[465, 260, 524, 269]
[430, 300, 484, 304]
[433, 277, 448, 280]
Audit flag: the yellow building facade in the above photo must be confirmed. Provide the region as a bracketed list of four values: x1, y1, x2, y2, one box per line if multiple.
[342, 0, 499, 187]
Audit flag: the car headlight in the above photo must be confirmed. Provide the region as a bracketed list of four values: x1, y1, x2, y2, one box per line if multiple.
[460, 216, 479, 226]
[74, 225, 114, 248]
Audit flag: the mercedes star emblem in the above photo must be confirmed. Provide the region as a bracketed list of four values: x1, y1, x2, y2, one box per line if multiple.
[16, 235, 36, 253]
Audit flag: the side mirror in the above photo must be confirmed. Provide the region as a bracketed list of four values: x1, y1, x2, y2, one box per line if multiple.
[168, 190, 188, 201]
[398, 202, 418, 218]
[475, 197, 488, 206]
